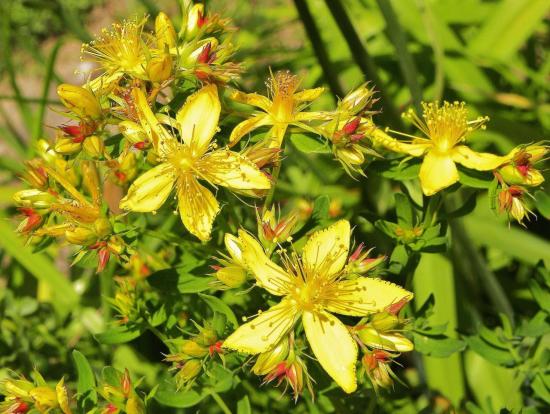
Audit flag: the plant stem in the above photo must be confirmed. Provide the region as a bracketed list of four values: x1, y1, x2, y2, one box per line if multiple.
[449, 219, 515, 325]
[323, 0, 402, 126]
[293, 0, 344, 99]
[265, 150, 283, 210]
[210, 391, 232, 414]
[375, 0, 423, 112]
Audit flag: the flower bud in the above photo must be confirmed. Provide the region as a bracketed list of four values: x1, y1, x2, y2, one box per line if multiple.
[187, 38, 219, 65]
[184, 4, 206, 39]
[215, 265, 247, 288]
[1, 379, 33, 398]
[108, 236, 126, 256]
[13, 189, 56, 210]
[65, 227, 97, 246]
[252, 337, 289, 375]
[370, 312, 399, 332]
[339, 83, 377, 115]
[125, 396, 145, 414]
[155, 12, 177, 50]
[82, 135, 104, 158]
[175, 359, 202, 386]
[181, 340, 209, 358]
[334, 146, 364, 166]
[56, 378, 72, 414]
[195, 327, 217, 346]
[362, 351, 394, 389]
[23, 159, 49, 189]
[54, 137, 82, 155]
[146, 54, 173, 83]
[121, 369, 131, 398]
[92, 218, 112, 238]
[119, 121, 148, 145]
[57, 84, 102, 119]
[357, 326, 413, 352]
[30, 386, 58, 411]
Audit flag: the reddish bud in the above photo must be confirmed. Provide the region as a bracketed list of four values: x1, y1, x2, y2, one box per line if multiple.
[349, 242, 365, 262]
[342, 117, 361, 135]
[13, 401, 30, 414]
[197, 10, 207, 28]
[197, 43, 213, 64]
[97, 248, 110, 273]
[385, 297, 409, 315]
[209, 340, 224, 356]
[121, 369, 131, 398]
[133, 141, 147, 150]
[115, 171, 127, 182]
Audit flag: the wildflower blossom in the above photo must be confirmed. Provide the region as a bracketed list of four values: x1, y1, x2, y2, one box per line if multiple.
[119, 84, 271, 241]
[229, 70, 330, 148]
[372, 102, 509, 195]
[223, 220, 412, 393]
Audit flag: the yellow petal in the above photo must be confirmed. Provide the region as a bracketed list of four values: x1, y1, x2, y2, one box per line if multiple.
[303, 311, 357, 393]
[222, 300, 297, 354]
[302, 220, 350, 279]
[132, 88, 175, 157]
[197, 149, 271, 190]
[178, 176, 220, 241]
[120, 163, 174, 212]
[229, 115, 271, 146]
[371, 128, 431, 157]
[239, 230, 294, 296]
[293, 87, 324, 102]
[230, 89, 272, 112]
[224, 233, 243, 264]
[176, 84, 220, 157]
[419, 150, 459, 196]
[267, 123, 289, 149]
[325, 277, 413, 316]
[452, 145, 508, 171]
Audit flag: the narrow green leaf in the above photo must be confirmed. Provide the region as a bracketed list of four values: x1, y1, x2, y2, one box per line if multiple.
[95, 325, 144, 345]
[467, 0, 550, 61]
[72, 350, 98, 410]
[0, 220, 78, 316]
[289, 133, 330, 154]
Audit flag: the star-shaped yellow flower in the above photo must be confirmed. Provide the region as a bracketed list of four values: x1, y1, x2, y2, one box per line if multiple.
[222, 220, 412, 393]
[119, 85, 271, 241]
[229, 71, 330, 148]
[372, 101, 509, 196]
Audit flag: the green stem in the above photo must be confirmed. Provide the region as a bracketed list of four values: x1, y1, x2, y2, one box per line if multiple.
[449, 218, 515, 325]
[265, 157, 283, 210]
[375, 0, 423, 112]
[323, 0, 402, 126]
[210, 391, 232, 414]
[100, 261, 115, 322]
[293, 0, 345, 99]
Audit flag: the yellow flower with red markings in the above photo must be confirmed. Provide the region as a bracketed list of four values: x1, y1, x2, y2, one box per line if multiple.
[222, 220, 412, 393]
[119, 85, 271, 241]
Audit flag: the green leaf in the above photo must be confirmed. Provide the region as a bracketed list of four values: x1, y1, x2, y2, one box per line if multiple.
[199, 294, 238, 328]
[237, 395, 252, 414]
[534, 191, 550, 219]
[394, 192, 414, 226]
[0, 220, 78, 316]
[147, 268, 214, 294]
[464, 336, 515, 367]
[312, 195, 330, 223]
[72, 350, 97, 410]
[289, 133, 330, 153]
[155, 383, 205, 408]
[516, 312, 550, 337]
[413, 333, 466, 358]
[373, 158, 421, 180]
[95, 325, 144, 345]
[467, 0, 550, 61]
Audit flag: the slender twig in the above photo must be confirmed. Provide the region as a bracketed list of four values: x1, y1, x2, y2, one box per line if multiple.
[293, 0, 344, 99]
[376, 0, 423, 112]
[210, 391, 232, 414]
[323, 0, 402, 126]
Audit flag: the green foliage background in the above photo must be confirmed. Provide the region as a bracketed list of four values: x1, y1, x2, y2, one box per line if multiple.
[0, 0, 549, 413]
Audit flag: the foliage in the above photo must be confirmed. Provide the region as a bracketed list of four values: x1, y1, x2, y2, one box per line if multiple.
[0, 0, 549, 413]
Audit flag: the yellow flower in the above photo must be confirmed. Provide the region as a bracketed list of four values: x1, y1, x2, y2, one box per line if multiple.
[372, 102, 508, 196]
[229, 70, 329, 148]
[119, 85, 271, 241]
[222, 220, 412, 393]
[82, 17, 151, 79]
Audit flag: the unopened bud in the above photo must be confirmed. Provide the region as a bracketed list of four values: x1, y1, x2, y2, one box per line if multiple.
[121, 369, 131, 398]
[57, 84, 102, 119]
[108, 235, 126, 255]
[184, 4, 206, 39]
[357, 327, 413, 352]
[155, 12, 177, 50]
[176, 359, 202, 385]
[93, 218, 112, 238]
[370, 313, 399, 332]
[215, 265, 247, 288]
[125, 396, 145, 414]
[146, 54, 172, 83]
[54, 137, 82, 155]
[339, 83, 376, 115]
[30, 386, 58, 411]
[119, 121, 148, 145]
[181, 340, 209, 358]
[13, 189, 56, 210]
[1, 379, 33, 398]
[65, 227, 97, 246]
[334, 146, 364, 166]
[83, 135, 104, 158]
[56, 378, 72, 414]
[195, 327, 217, 346]
[252, 337, 289, 375]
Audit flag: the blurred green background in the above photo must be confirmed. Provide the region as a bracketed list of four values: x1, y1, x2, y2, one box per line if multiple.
[0, 0, 549, 413]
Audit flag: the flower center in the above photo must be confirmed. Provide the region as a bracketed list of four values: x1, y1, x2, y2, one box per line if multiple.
[291, 278, 327, 312]
[268, 71, 299, 123]
[169, 147, 195, 173]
